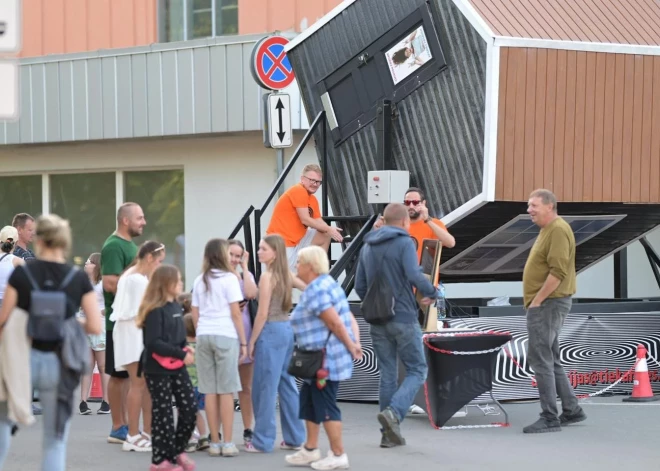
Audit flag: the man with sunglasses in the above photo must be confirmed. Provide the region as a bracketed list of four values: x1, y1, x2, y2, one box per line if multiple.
[375, 187, 455, 259]
[267, 164, 343, 271]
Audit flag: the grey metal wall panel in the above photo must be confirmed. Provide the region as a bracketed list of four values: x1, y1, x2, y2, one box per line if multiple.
[72, 60, 88, 140]
[193, 48, 212, 134]
[131, 54, 149, 138]
[101, 57, 117, 139]
[45, 62, 61, 141]
[286, 0, 487, 219]
[19, 67, 32, 141]
[225, 44, 244, 132]
[1, 34, 298, 145]
[87, 59, 104, 140]
[31, 65, 47, 143]
[116, 56, 134, 139]
[177, 49, 195, 135]
[59, 62, 74, 142]
[161, 51, 179, 135]
[147, 53, 163, 136]
[242, 44, 260, 130]
[210, 46, 228, 133]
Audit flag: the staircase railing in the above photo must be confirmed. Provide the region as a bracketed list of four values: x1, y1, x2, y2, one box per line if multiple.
[228, 205, 256, 275]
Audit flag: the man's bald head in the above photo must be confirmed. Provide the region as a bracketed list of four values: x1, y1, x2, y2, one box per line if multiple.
[383, 203, 410, 229]
[117, 202, 146, 239]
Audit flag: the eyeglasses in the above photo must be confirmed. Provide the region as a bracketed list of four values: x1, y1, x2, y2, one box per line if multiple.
[404, 200, 422, 206]
[303, 176, 323, 186]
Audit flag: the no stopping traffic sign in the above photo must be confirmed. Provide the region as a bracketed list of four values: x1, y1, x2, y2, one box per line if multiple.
[250, 35, 295, 91]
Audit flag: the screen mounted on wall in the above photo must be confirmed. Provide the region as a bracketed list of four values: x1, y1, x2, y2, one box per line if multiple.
[317, 3, 448, 146]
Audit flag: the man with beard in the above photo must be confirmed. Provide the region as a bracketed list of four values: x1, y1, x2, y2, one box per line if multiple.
[101, 202, 146, 444]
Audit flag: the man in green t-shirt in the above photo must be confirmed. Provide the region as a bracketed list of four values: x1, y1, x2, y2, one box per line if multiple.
[101, 202, 145, 444]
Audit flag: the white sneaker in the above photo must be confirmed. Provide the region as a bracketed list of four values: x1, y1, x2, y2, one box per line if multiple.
[222, 442, 239, 457]
[408, 404, 426, 415]
[285, 448, 322, 466]
[122, 433, 152, 452]
[311, 451, 349, 470]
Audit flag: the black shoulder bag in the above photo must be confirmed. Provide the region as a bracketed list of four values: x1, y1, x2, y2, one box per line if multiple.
[287, 331, 332, 380]
[360, 249, 396, 325]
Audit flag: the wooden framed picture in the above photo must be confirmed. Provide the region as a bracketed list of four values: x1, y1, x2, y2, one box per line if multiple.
[416, 239, 443, 332]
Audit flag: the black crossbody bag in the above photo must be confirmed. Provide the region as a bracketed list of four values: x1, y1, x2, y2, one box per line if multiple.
[287, 331, 332, 379]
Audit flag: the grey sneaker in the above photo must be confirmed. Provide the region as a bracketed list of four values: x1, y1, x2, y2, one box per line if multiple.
[523, 418, 561, 434]
[559, 408, 587, 426]
[379, 428, 406, 448]
[377, 408, 405, 446]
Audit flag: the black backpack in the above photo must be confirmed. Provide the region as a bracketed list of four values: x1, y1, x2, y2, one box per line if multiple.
[360, 247, 396, 325]
[22, 264, 78, 343]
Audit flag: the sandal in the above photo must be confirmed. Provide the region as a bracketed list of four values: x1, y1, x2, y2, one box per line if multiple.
[122, 433, 152, 452]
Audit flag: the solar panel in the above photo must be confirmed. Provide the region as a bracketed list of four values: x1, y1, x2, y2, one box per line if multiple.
[441, 214, 626, 275]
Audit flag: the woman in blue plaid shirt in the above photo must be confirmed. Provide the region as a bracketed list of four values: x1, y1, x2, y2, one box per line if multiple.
[286, 246, 363, 471]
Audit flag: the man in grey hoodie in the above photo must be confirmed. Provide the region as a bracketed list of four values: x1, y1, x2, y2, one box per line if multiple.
[355, 203, 438, 448]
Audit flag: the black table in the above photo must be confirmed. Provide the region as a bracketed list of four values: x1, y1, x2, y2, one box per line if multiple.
[421, 331, 513, 428]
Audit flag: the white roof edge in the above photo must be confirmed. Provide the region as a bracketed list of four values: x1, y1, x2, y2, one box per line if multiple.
[451, 0, 495, 43]
[285, 0, 358, 52]
[494, 36, 660, 56]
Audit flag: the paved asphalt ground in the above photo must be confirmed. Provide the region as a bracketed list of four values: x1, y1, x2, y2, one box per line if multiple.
[2, 396, 657, 471]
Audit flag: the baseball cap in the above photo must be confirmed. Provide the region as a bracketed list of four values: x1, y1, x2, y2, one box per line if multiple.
[0, 226, 18, 243]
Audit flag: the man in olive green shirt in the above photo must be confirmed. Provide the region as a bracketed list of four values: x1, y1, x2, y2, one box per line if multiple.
[521, 189, 585, 434]
[101, 202, 145, 443]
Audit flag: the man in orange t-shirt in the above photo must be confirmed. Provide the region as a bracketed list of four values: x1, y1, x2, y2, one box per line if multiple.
[266, 164, 343, 270]
[374, 187, 455, 261]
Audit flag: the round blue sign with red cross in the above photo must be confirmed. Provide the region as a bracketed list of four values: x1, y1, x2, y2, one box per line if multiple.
[250, 35, 295, 91]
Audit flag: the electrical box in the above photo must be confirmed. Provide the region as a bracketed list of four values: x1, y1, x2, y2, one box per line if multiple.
[367, 170, 410, 204]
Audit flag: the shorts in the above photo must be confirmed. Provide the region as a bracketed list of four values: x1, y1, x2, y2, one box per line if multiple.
[87, 332, 106, 352]
[299, 379, 341, 424]
[285, 228, 317, 272]
[196, 335, 242, 395]
[105, 329, 129, 379]
[193, 387, 205, 411]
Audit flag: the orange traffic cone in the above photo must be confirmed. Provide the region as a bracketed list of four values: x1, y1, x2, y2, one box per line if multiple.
[88, 366, 103, 403]
[623, 344, 659, 402]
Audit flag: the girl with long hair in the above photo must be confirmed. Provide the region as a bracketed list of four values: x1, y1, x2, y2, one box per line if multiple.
[79, 252, 111, 415]
[190, 239, 247, 457]
[245, 234, 306, 453]
[137, 264, 197, 471]
[111, 241, 165, 452]
[227, 239, 257, 444]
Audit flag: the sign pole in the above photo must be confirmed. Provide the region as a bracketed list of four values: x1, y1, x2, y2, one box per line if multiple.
[276, 148, 285, 197]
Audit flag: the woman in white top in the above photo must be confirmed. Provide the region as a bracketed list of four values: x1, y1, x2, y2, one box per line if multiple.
[0, 226, 24, 304]
[79, 252, 111, 416]
[191, 238, 247, 457]
[111, 241, 165, 452]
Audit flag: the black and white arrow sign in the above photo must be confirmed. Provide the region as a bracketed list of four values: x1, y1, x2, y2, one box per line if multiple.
[267, 93, 292, 148]
[0, 1, 20, 53]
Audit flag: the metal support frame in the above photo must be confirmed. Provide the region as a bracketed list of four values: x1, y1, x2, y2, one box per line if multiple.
[375, 99, 394, 215]
[613, 248, 628, 299]
[640, 237, 660, 291]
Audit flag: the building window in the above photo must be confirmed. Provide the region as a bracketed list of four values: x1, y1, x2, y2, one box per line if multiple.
[124, 170, 185, 281]
[0, 175, 42, 228]
[49, 173, 117, 266]
[159, 0, 238, 42]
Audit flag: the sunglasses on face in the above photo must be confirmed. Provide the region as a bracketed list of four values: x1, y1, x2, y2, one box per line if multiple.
[404, 200, 422, 206]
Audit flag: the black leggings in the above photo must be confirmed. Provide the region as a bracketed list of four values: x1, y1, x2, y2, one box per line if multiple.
[145, 369, 197, 465]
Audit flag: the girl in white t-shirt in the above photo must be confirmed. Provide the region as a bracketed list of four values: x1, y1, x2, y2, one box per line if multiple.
[111, 241, 165, 452]
[0, 226, 24, 304]
[78, 252, 111, 415]
[191, 239, 247, 457]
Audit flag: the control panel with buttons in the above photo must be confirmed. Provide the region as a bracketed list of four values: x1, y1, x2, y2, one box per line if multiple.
[367, 170, 410, 204]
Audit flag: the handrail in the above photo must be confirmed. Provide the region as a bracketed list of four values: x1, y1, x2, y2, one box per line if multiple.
[229, 205, 255, 239]
[329, 214, 378, 282]
[228, 205, 256, 274]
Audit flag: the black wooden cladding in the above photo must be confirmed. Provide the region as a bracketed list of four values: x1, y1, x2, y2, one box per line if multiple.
[440, 202, 660, 283]
[286, 0, 488, 221]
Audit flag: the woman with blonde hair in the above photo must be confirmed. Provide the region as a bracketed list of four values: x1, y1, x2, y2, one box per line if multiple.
[286, 246, 362, 470]
[245, 234, 306, 453]
[0, 214, 102, 471]
[137, 264, 197, 471]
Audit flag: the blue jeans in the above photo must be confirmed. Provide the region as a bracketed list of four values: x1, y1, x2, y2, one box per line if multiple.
[370, 322, 428, 423]
[251, 322, 305, 452]
[0, 349, 70, 471]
